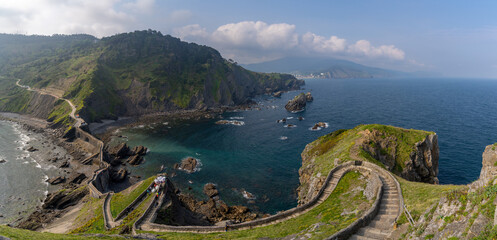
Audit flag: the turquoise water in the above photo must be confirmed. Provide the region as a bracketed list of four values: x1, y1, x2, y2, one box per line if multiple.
[111, 78, 497, 214]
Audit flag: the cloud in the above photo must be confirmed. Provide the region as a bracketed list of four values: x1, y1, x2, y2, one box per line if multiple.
[348, 40, 405, 60]
[175, 20, 406, 63]
[169, 9, 193, 22]
[0, 0, 156, 37]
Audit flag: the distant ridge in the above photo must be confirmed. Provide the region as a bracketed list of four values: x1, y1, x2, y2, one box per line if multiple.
[243, 57, 409, 79]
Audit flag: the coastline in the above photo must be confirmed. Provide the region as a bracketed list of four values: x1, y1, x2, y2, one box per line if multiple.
[0, 112, 97, 227]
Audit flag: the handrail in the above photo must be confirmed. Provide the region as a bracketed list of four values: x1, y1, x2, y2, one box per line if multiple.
[404, 203, 415, 226]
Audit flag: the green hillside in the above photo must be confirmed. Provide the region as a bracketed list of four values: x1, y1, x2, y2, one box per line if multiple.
[0, 30, 303, 123]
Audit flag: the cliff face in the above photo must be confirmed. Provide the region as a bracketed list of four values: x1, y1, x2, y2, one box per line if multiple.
[401, 134, 439, 184]
[297, 125, 437, 205]
[470, 144, 497, 190]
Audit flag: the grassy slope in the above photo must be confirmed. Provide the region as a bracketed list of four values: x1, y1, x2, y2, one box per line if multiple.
[110, 176, 155, 218]
[146, 170, 373, 240]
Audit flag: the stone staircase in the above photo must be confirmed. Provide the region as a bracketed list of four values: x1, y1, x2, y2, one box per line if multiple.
[349, 175, 400, 240]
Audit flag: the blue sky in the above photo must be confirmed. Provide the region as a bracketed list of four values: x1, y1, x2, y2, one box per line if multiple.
[1, 0, 496, 77]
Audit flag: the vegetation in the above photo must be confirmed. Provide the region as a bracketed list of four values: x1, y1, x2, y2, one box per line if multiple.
[110, 176, 155, 218]
[0, 225, 120, 240]
[145, 170, 374, 239]
[0, 30, 302, 123]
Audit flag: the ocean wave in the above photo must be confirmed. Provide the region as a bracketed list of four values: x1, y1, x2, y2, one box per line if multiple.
[229, 116, 244, 120]
[279, 136, 288, 140]
[215, 120, 245, 126]
[284, 124, 297, 128]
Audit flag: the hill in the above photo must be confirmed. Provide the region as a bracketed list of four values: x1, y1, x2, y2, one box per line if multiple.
[0, 30, 304, 124]
[243, 57, 408, 79]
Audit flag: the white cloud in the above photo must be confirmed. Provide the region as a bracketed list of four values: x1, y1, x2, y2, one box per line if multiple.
[348, 40, 405, 60]
[301, 32, 346, 53]
[0, 0, 157, 37]
[211, 21, 298, 49]
[176, 20, 406, 63]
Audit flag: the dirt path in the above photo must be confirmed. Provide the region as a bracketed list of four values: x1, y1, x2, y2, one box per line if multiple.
[15, 79, 83, 127]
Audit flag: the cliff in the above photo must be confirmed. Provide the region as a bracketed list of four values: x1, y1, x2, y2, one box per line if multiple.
[0, 30, 304, 123]
[298, 124, 437, 205]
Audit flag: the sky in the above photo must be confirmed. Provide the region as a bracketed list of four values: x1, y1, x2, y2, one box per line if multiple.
[1, 0, 497, 78]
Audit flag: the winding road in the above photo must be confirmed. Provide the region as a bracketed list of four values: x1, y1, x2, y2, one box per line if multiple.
[15, 79, 84, 127]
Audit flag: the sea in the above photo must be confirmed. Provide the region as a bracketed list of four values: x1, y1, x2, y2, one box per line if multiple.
[3, 78, 497, 218]
[0, 121, 51, 223]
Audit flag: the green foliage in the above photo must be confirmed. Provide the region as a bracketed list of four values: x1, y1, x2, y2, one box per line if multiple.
[147, 171, 374, 239]
[110, 176, 155, 218]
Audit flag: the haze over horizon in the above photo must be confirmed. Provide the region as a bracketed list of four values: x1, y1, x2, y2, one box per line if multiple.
[1, 0, 496, 78]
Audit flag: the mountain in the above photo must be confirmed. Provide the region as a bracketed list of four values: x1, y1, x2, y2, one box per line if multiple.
[243, 57, 408, 79]
[0, 30, 303, 124]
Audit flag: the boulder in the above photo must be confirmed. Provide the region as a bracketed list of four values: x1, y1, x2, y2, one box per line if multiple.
[127, 155, 143, 165]
[0, 159, 6, 164]
[203, 183, 219, 198]
[305, 92, 313, 102]
[130, 145, 148, 156]
[179, 157, 198, 173]
[272, 91, 283, 98]
[109, 143, 129, 158]
[47, 176, 65, 185]
[285, 93, 307, 112]
[27, 146, 38, 152]
[59, 161, 69, 168]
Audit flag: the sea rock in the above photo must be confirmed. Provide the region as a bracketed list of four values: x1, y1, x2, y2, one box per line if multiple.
[0, 159, 6, 164]
[130, 145, 148, 156]
[179, 157, 198, 173]
[277, 118, 286, 123]
[285, 93, 307, 112]
[203, 183, 219, 198]
[298, 116, 304, 121]
[27, 146, 38, 152]
[109, 143, 129, 158]
[47, 176, 65, 185]
[311, 122, 327, 130]
[305, 92, 313, 102]
[127, 155, 143, 165]
[272, 91, 283, 98]
[59, 161, 69, 168]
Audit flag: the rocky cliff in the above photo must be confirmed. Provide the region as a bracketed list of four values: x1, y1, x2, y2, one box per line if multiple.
[297, 124, 437, 205]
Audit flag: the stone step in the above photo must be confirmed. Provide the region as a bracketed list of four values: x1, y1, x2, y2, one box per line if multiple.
[349, 235, 380, 240]
[357, 226, 389, 239]
[381, 203, 398, 208]
[369, 219, 395, 230]
[374, 214, 396, 222]
[379, 208, 399, 215]
[382, 199, 399, 205]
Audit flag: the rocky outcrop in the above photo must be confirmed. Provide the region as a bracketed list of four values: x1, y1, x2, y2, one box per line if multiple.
[272, 91, 283, 98]
[109, 143, 130, 158]
[285, 93, 307, 112]
[305, 92, 313, 102]
[127, 155, 143, 165]
[110, 168, 128, 182]
[176, 157, 199, 173]
[46, 176, 65, 185]
[107, 143, 148, 166]
[401, 134, 439, 184]
[470, 143, 497, 190]
[203, 183, 219, 198]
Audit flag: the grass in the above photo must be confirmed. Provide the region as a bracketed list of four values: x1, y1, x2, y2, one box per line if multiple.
[143, 170, 374, 240]
[0, 226, 120, 240]
[397, 176, 464, 222]
[109, 176, 155, 218]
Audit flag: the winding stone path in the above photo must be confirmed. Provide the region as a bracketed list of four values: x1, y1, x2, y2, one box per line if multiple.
[349, 172, 401, 239]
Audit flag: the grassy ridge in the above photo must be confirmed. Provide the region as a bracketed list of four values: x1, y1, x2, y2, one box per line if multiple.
[110, 176, 155, 218]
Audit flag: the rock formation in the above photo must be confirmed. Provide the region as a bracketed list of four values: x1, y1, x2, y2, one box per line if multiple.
[305, 92, 313, 102]
[46, 176, 65, 185]
[401, 134, 439, 184]
[272, 91, 283, 98]
[176, 157, 199, 173]
[203, 183, 219, 198]
[470, 143, 497, 190]
[285, 93, 307, 112]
